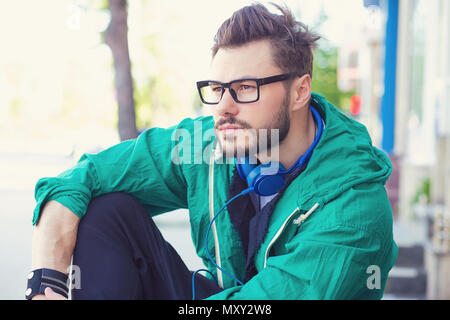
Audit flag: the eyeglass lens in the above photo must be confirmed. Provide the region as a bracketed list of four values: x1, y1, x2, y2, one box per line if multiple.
[200, 80, 258, 104]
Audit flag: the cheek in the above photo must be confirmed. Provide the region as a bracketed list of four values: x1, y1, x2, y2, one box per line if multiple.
[248, 101, 279, 126]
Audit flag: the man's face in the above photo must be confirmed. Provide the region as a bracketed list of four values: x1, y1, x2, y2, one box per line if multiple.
[210, 40, 291, 159]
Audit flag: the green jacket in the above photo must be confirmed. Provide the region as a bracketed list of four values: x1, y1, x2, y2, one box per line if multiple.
[33, 93, 398, 299]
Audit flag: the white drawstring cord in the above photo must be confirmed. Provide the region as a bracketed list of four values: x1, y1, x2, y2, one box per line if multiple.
[209, 146, 223, 288]
[293, 203, 320, 226]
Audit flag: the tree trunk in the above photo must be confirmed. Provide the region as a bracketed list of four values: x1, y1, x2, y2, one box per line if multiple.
[105, 0, 138, 141]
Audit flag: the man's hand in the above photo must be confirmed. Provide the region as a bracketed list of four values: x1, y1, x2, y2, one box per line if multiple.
[31, 287, 68, 300]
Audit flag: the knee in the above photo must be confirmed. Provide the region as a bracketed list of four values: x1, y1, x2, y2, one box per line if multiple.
[90, 192, 139, 210]
[81, 192, 144, 229]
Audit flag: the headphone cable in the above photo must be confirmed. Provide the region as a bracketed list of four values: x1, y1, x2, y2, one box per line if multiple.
[192, 187, 252, 299]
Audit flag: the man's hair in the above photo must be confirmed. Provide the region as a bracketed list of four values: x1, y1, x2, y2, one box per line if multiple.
[212, 2, 321, 78]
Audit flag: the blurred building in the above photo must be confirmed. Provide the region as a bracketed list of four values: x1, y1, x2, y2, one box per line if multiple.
[360, 0, 450, 299]
[335, 0, 450, 299]
[395, 0, 450, 219]
[395, 0, 450, 300]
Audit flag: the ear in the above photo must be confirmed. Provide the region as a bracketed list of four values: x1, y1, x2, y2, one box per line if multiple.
[291, 74, 311, 112]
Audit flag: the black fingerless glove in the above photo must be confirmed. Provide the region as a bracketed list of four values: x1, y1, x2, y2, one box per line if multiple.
[25, 268, 69, 300]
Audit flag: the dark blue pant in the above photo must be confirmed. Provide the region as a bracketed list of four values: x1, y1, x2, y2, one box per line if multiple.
[71, 192, 222, 300]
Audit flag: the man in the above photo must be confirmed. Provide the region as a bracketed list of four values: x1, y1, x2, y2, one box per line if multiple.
[27, 3, 398, 300]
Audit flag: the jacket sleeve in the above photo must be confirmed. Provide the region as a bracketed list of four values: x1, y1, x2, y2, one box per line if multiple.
[32, 122, 191, 225]
[206, 223, 397, 300]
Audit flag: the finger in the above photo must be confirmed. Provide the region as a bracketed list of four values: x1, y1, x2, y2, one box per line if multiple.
[44, 287, 67, 300]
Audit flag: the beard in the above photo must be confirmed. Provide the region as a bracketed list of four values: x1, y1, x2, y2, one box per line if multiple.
[214, 93, 291, 161]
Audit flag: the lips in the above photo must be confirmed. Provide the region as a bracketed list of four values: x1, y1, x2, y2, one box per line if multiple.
[217, 125, 244, 136]
[218, 125, 242, 131]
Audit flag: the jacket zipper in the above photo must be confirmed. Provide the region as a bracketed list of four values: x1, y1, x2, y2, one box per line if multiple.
[263, 207, 300, 268]
[263, 203, 320, 268]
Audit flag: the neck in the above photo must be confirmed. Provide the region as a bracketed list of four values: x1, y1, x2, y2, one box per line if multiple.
[257, 106, 316, 170]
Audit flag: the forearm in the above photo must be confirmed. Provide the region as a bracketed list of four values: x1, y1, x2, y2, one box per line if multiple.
[31, 200, 80, 274]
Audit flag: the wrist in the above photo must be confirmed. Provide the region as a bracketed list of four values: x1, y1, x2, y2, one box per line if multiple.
[25, 268, 69, 300]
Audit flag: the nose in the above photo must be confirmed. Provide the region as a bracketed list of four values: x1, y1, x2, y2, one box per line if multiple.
[216, 88, 239, 117]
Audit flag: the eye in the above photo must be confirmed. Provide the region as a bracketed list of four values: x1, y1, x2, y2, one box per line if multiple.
[238, 84, 256, 91]
[210, 85, 223, 93]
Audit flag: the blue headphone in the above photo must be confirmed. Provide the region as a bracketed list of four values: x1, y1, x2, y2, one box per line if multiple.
[236, 105, 323, 196]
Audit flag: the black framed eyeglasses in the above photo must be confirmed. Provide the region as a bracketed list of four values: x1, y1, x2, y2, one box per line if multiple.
[196, 73, 297, 105]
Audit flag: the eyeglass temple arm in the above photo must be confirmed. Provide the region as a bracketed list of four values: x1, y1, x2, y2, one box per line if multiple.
[258, 73, 297, 86]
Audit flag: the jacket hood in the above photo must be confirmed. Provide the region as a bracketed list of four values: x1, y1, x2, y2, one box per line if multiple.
[297, 93, 392, 208]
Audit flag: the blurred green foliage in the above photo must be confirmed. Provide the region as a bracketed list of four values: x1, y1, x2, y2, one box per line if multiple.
[311, 45, 355, 112]
[308, 6, 355, 112]
[134, 73, 178, 130]
[133, 33, 178, 130]
[412, 177, 431, 205]
[9, 98, 22, 119]
[92, 0, 109, 10]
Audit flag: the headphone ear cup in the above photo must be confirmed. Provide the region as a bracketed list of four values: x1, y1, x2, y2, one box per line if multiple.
[247, 162, 286, 196]
[237, 161, 256, 182]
